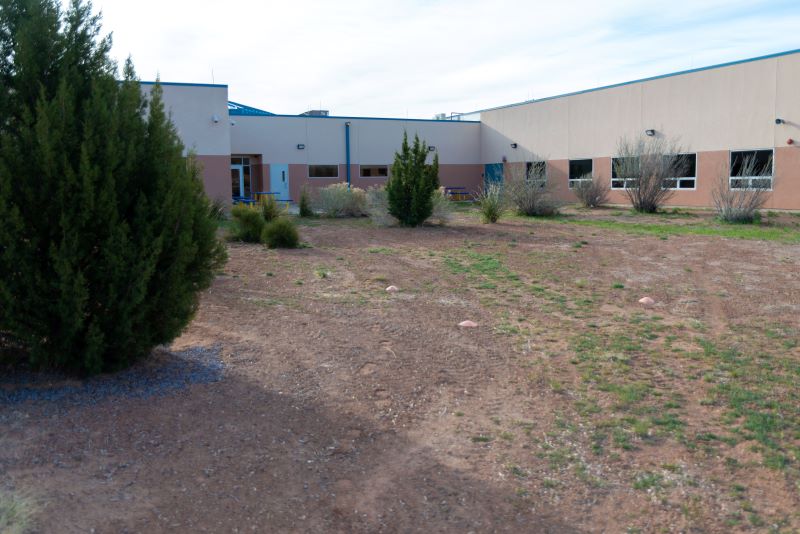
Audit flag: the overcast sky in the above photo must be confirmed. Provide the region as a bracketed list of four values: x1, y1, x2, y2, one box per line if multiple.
[77, 0, 799, 118]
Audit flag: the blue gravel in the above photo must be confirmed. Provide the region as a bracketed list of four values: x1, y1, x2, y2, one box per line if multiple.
[0, 346, 224, 406]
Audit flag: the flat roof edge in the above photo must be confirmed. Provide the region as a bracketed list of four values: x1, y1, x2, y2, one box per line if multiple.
[469, 47, 800, 115]
[140, 81, 228, 88]
[246, 114, 480, 124]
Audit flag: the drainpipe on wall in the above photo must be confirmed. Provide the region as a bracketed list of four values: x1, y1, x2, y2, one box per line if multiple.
[345, 121, 351, 188]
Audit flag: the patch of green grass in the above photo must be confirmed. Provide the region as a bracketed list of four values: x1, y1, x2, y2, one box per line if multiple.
[612, 282, 625, 289]
[367, 247, 395, 254]
[632, 472, 664, 491]
[0, 490, 33, 534]
[471, 435, 493, 443]
[551, 217, 800, 243]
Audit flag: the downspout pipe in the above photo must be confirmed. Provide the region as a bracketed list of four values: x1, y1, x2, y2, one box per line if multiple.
[345, 121, 351, 188]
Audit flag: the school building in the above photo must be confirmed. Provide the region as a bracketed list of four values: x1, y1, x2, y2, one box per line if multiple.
[146, 48, 800, 210]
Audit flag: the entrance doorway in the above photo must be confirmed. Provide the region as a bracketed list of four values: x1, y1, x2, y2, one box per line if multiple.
[270, 164, 290, 199]
[231, 157, 252, 199]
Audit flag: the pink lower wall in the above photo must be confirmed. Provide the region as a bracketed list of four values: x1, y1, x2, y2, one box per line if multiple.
[284, 163, 483, 200]
[519, 147, 800, 210]
[195, 155, 230, 203]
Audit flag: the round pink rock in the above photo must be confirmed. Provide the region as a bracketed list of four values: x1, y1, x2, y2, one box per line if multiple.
[638, 296, 655, 307]
[458, 320, 478, 328]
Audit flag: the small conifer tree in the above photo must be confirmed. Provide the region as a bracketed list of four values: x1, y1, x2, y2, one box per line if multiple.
[0, 0, 226, 374]
[385, 133, 440, 226]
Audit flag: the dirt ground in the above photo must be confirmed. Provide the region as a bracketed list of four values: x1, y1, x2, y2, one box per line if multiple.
[2, 209, 799, 533]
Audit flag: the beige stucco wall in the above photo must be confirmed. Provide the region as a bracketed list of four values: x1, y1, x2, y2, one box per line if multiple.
[481, 51, 800, 163]
[231, 116, 481, 165]
[141, 83, 231, 156]
[141, 82, 232, 204]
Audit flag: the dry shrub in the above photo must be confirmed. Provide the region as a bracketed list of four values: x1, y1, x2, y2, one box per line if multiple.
[314, 183, 367, 217]
[572, 175, 608, 208]
[366, 186, 396, 226]
[614, 137, 689, 213]
[505, 160, 560, 216]
[712, 154, 773, 223]
[429, 186, 453, 225]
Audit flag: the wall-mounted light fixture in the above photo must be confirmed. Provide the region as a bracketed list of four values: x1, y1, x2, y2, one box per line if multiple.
[230, 119, 237, 126]
[211, 114, 220, 123]
[345, 121, 351, 126]
[429, 146, 436, 152]
[510, 143, 518, 149]
[776, 118, 785, 125]
[645, 129, 655, 137]
[297, 144, 305, 150]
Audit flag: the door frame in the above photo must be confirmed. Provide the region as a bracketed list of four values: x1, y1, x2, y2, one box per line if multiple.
[231, 164, 245, 198]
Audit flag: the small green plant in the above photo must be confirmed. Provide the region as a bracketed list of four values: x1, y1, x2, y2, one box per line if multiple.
[612, 282, 625, 289]
[0, 490, 33, 534]
[260, 194, 282, 222]
[230, 204, 266, 243]
[478, 183, 504, 223]
[386, 132, 440, 226]
[298, 187, 314, 217]
[471, 435, 493, 443]
[261, 217, 300, 248]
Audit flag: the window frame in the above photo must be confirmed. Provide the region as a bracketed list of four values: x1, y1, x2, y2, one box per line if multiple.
[308, 164, 339, 179]
[729, 149, 774, 191]
[568, 158, 593, 189]
[360, 164, 389, 178]
[663, 152, 697, 191]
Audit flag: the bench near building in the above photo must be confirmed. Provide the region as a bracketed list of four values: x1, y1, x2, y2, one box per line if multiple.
[149, 48, 800, 210]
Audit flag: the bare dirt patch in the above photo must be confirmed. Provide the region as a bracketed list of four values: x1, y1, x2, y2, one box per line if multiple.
[2, 211, 799, 532]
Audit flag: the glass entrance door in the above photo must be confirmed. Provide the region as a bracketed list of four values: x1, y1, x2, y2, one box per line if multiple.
[231, 164, 244, 198]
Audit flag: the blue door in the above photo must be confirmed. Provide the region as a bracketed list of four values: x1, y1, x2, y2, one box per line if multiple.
[484, 163, 503, 190]
[270, 164, 290, 200]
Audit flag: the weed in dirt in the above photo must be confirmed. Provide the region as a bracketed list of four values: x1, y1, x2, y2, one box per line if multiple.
[471, 435, 493, 443]
[632, 472, 664, 491]
[0, 490, 33, 534]
[612, 282, 625, 289]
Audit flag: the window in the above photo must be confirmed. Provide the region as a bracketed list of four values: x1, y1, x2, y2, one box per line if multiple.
[568, 159, 592, 189]
[730, 149, 773, 190]
[663, 153, 696, 190]
[360, 165, 389, 178]
[611, 156, 638, 189]
[525, 161, 547, 179]
[309, 164, 339, 178]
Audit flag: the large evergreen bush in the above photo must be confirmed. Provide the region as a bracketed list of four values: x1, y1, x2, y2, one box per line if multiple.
[385, 133, 439, 226]
[0, 0, 226, 374]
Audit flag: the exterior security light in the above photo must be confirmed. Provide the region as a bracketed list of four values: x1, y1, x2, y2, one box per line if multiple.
[230, 119, 236, 126]
[511, 143, 518, 149]
[297, 144, 305, 150]
[645, 129, 655, 136]
[775, 118, 785, 125]
[211, 114, 220, 123]
[429, 146, 436, 151]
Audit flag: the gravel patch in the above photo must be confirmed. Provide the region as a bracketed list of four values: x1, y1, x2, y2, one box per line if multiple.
[0, 346, 224, 406]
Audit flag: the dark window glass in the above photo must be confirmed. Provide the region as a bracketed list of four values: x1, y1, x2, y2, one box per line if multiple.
[569, 159, 592, 180]
[611, 156, 638, 179]
[665, 153, 696, 177]
[731, 150, 772, 176]
[309, 165, 339, 178]
[526, 161, 546, 178]
[360, 165, 389, 177]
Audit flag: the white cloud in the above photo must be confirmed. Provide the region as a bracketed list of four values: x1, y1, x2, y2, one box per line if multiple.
[76, 0, 800, 118]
